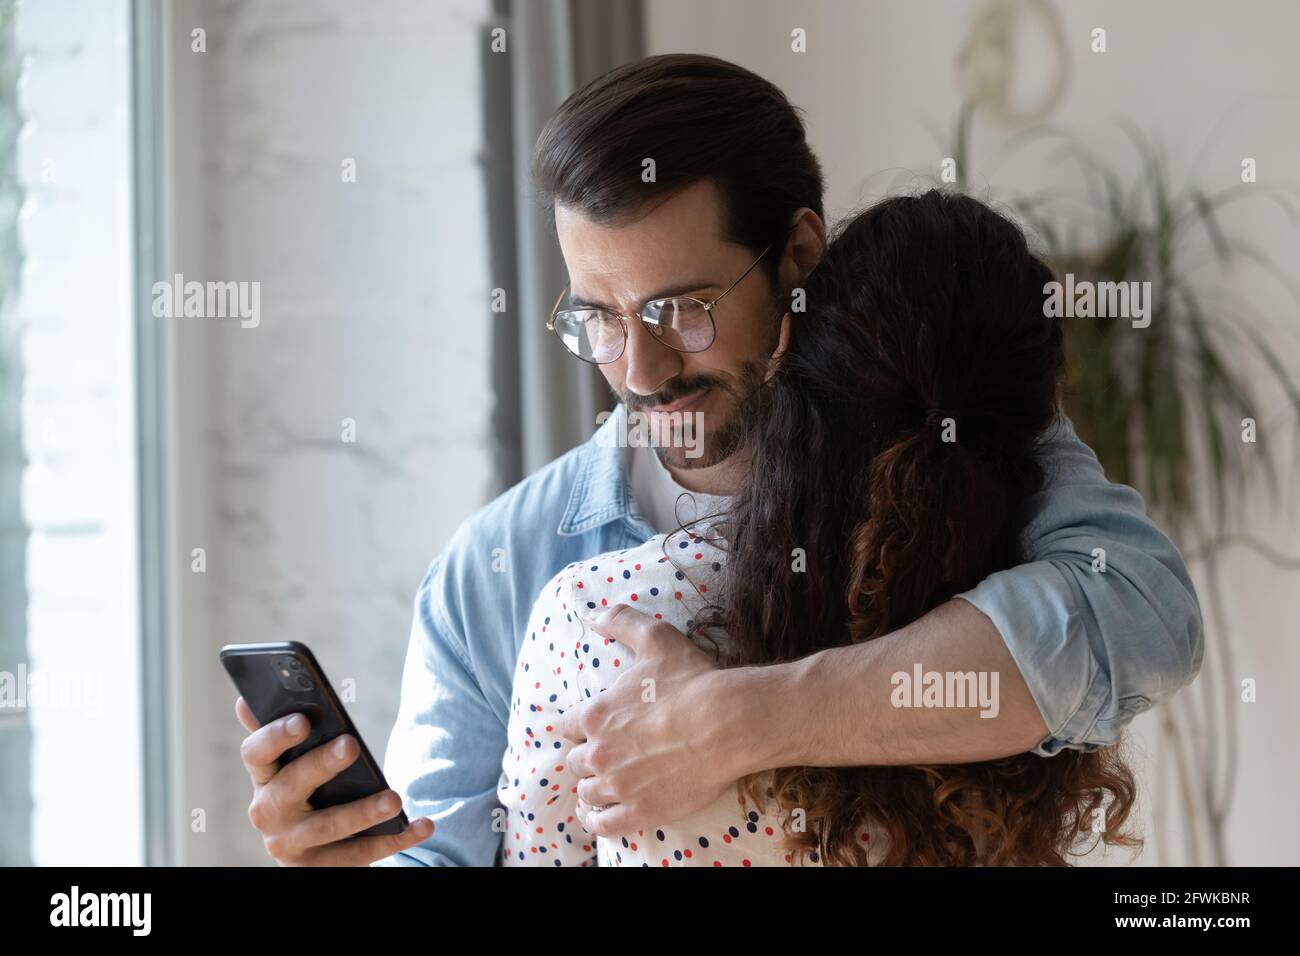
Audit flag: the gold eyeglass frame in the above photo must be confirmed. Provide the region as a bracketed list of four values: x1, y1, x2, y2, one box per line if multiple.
[546, 242, 774, 365]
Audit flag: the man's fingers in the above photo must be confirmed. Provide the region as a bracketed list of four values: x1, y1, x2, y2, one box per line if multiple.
[310, 817, 435, 867]
[576, 774, 618, 808]
[239, 713, 311, 787]
[587, 603, 670, 657]
[578, 800, 632, 839]
[574, 797, 595, 833]
[234, 696, 260, 733]
[554, 702, 586, 744]
[565, 741, 594, 778]
[266, 733, 360, 808]
[288, 790, 409, 852]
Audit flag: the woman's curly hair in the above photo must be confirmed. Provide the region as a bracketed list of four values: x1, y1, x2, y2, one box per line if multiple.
[704, 190, 1139, 865]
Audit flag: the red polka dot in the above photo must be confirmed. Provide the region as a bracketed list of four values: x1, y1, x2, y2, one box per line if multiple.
[630, 593, 638, 601]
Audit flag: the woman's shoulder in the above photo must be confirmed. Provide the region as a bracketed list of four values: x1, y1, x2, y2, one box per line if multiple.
[565, 528, 726, 583]
[553, 528, 727, 629]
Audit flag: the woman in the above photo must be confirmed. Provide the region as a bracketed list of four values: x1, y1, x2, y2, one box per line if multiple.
[496, 190, 1138, 866]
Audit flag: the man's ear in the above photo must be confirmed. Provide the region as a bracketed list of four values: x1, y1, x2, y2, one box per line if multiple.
[765, 311, 793, 383]
[780, 206, 826, 289]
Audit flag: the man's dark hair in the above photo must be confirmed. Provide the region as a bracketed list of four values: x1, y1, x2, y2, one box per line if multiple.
[533, 53, 825, 278]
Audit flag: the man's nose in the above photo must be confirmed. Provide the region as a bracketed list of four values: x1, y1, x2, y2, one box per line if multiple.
[622, 315, 681, 397]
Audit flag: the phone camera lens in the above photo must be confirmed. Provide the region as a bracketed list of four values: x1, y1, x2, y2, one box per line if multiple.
[295, 674, 314, 692]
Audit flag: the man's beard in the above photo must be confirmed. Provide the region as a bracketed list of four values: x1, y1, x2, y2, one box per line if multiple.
[620, 360, 768, 471]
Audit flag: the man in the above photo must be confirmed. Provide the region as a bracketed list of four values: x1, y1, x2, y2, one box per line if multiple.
[236, 54, 1201, 866]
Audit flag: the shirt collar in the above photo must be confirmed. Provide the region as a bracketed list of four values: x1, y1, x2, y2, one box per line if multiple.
[557, 403, 638, 536]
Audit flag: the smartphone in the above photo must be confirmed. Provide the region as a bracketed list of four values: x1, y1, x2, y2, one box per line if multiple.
[220, 640, 408, 837]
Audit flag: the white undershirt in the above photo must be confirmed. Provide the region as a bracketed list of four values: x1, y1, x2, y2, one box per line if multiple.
[628, 443, 733, 535]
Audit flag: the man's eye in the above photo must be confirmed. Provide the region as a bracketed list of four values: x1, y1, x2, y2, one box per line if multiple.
[649, 299, 703, 322]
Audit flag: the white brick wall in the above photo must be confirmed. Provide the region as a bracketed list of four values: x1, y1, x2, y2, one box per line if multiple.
[165, 0, 498, 864]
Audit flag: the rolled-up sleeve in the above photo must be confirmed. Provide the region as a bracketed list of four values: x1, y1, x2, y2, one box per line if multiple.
[955, 415, 1203, 755]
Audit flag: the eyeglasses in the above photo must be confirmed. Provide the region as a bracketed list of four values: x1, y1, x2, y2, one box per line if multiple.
[546, 243, 773, 365]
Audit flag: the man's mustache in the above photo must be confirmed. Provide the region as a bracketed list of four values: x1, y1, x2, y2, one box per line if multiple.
[623, 376, 729, 411]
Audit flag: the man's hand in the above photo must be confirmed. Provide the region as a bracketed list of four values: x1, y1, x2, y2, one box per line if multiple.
[554, 604, 773, 837]
[235, 696, 434, 865]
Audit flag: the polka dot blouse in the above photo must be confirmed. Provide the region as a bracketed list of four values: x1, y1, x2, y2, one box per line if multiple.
[496, 527, 883, 866]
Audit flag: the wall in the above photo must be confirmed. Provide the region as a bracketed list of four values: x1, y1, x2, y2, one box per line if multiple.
[165, 0, 497, 865]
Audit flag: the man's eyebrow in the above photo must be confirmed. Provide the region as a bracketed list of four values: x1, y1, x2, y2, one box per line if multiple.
[567, 280, 717, 310]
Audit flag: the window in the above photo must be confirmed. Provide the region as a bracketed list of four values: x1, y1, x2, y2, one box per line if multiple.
[0, 0, 160, 866]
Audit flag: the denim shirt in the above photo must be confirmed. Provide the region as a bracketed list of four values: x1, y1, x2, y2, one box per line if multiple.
[375, 404, 1202, 867]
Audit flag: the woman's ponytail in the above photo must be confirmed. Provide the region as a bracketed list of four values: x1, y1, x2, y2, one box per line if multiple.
[844, 406, 1036, 642]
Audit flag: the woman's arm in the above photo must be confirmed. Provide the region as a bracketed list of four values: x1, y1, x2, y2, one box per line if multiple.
[497, 571, 598, 866]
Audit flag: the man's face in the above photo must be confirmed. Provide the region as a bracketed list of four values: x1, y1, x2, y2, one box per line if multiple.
[555, 179, 783, 473]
